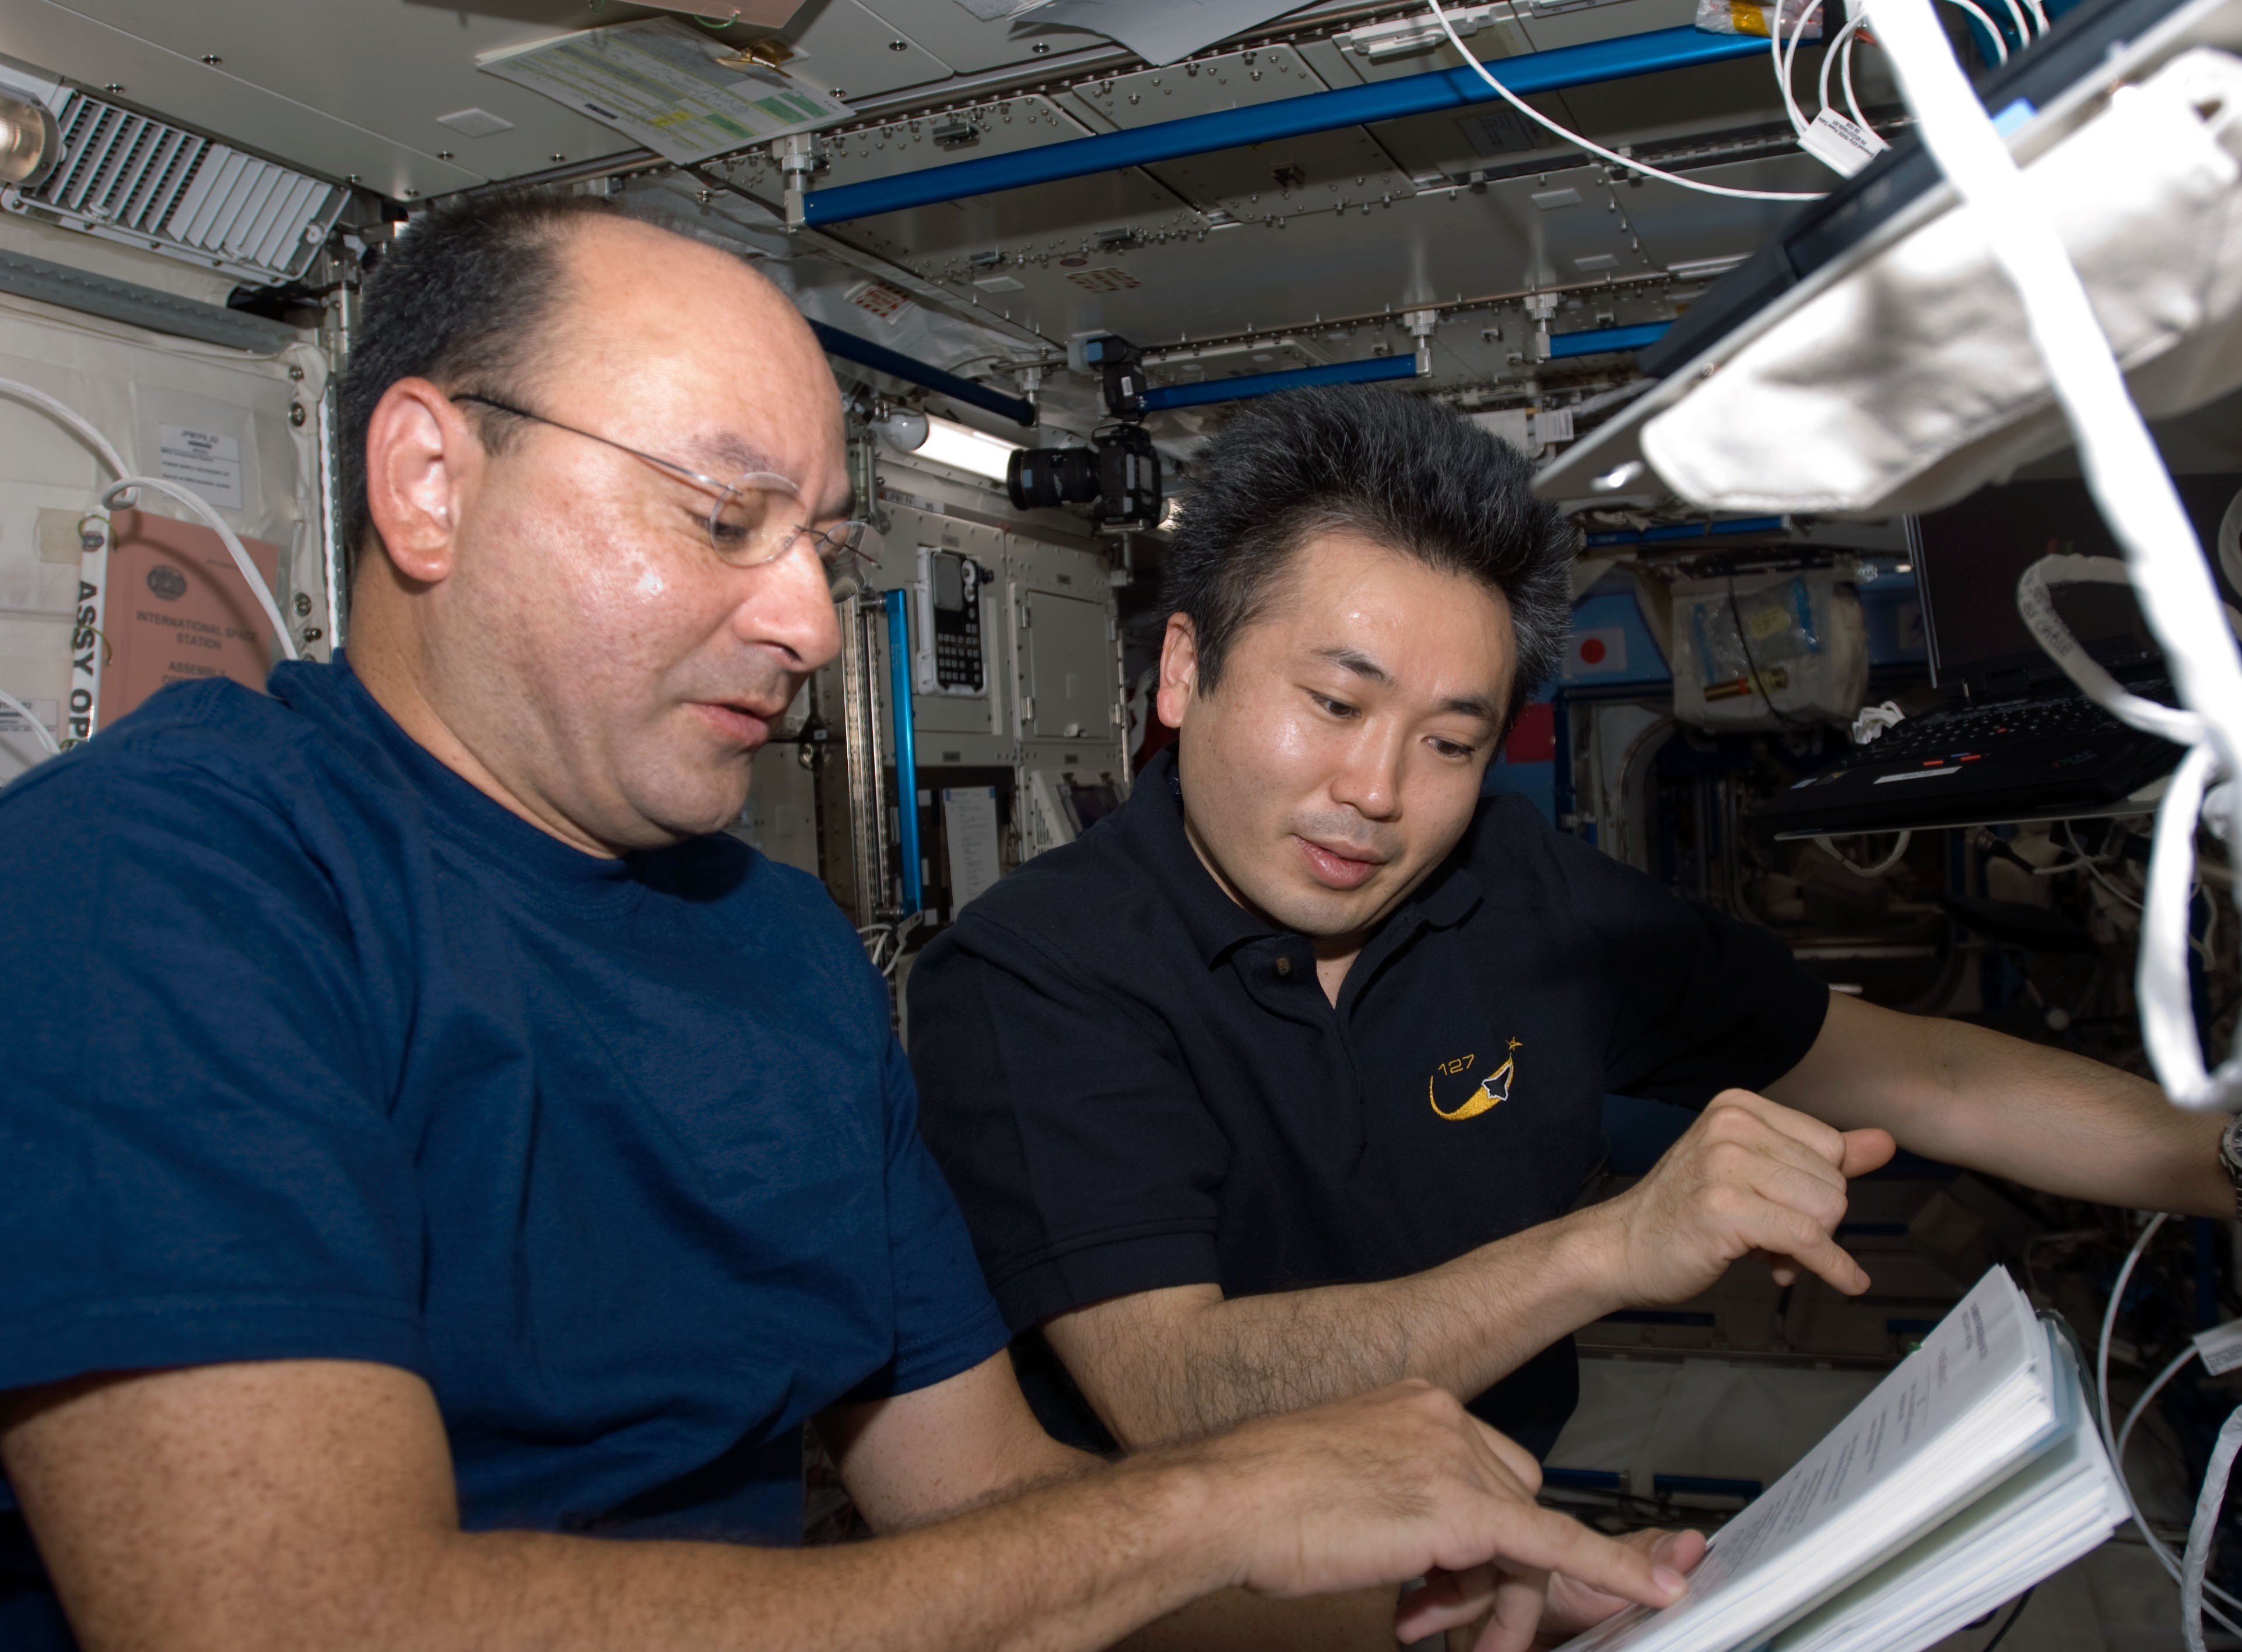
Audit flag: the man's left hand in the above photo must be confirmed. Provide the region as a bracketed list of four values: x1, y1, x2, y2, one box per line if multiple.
[1438, 1527, 1707, 1651]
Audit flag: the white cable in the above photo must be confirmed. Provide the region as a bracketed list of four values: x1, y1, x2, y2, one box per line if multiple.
[1777, 0, 1820, 139]
[1866, 0, 2242, 1110]
[2, 381, 300, 696]
[2184, 1408, 2242, 1652]
[1841, 29, 1870, 127]
[1427, 0, 1829, 201]
[1942, 0, 2011, 62]
[1819, 9, 1869, 117]
[1814, 829, 1913, 875]
[100, 478, 299, 665]
[2117, 1343, 2198, 1474]
[2094, 1214, 2242, 1629]
[2098, 1214, 2164, 1462]
[0, 378, 129, 484]
[0, 687, 61, 759]
[1990, 0, 2033, 47]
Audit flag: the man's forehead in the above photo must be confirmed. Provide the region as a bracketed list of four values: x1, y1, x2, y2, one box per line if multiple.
[559, 221, 849, 512]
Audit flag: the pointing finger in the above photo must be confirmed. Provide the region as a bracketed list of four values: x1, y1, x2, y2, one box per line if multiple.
[1453, 1503, 1689, 1611]
[1750, 1206, 1871, 1295]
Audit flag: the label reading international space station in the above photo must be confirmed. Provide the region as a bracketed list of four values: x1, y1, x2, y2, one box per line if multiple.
[478, 17, 849, 166]
[1562, 1268, 2043, 1652]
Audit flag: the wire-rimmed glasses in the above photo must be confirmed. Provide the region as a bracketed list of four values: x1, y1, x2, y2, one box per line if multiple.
[451, 393, 880, 597]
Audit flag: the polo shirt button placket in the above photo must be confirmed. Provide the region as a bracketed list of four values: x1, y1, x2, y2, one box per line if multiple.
[1275, 955, 1292, 978]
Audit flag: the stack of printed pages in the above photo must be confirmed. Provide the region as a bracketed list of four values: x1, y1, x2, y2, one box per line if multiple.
[1558, 1267, 2129, 1652]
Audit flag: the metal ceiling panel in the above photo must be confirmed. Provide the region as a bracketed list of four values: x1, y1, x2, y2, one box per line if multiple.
[1057, 41, 1329, 129]
[886, 158, 1634, 345]
[1593, 150, 1830, 270]
[786, 0, 954, 101]
[1142, 126, 1420, 219]
[1518, 0, 1700, 51]
[797, 92, 1191, 297]
[1, 1, 635, 194]
[853, 0, 1109, 74]
[817, 92, 1099, 187]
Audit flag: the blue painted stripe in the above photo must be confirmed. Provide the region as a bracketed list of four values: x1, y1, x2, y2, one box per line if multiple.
[1546, 321, 1672, 359]
[809, 320, 1036, 426]
[801, 28, 1770, 225]
[1139, 353, 1418, 411]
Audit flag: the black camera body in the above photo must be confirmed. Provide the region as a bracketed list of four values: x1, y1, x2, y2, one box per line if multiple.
[1004, 335, 1163, 531]
[1006, 425, 1162, 530]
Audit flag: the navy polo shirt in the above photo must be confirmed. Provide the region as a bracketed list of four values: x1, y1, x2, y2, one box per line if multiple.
[908, 746, 1827, 1458]
[0, 658, 1007, 1649]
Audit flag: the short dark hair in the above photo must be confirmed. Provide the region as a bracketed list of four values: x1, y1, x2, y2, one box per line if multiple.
[1160, 385, 1577, 725]
[336, 191, 630, 577]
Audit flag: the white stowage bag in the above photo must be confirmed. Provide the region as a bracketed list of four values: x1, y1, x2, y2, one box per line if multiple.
[1639, 47, 2242, 517]
[1669, 569, 1869, 730]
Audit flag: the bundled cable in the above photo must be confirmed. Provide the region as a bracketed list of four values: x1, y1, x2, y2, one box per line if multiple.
[1425, 0, 1829, 201]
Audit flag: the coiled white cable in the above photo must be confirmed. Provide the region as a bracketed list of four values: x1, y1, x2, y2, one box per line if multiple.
[1426, 0, 1830, 201]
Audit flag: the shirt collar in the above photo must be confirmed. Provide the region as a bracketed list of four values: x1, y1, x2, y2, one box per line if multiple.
[1120, 746, 1486, 966]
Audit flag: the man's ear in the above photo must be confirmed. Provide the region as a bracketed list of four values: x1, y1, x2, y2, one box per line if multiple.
[363, 379, 480, 585]
[1156, 612, 1200, 731]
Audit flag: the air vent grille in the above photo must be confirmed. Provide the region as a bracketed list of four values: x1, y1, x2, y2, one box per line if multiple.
[3, 92, 344, 287]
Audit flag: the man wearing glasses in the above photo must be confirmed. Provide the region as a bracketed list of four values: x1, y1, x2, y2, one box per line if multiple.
[0, 195, 1687, 1651]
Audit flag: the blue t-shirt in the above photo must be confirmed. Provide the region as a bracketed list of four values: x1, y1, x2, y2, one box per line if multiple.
[0, 657, 1008, 1646]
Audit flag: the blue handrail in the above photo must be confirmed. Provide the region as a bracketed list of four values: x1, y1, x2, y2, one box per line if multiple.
[1546, 321, 1673, 359]
[1139, 353, 1419, 411]
[810, 320, 1036, 427]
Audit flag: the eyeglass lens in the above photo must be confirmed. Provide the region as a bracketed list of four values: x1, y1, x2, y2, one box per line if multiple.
[708, 480, 880, 594]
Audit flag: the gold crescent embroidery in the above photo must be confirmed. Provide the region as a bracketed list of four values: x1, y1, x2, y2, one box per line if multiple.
[1429, 1056, 1513, 1121]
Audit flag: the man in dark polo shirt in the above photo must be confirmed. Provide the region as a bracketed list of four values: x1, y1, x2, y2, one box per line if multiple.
[907, 385, 2233, 1465]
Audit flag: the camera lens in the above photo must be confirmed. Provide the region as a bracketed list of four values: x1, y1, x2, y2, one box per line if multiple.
[1006, 446, 1101, 512]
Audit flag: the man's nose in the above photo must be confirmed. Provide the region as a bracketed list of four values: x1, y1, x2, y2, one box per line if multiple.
[1329, 724, 1405, 820]
[732, 537, 842, 673]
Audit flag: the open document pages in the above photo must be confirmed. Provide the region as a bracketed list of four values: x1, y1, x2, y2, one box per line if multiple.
[1556, 1268, 2126, 1652]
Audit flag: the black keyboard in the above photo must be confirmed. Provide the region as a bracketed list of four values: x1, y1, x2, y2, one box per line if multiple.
[1863, 698, 2120, 764]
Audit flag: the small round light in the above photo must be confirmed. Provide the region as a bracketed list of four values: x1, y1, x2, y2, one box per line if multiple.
[0, 93, 59, 188]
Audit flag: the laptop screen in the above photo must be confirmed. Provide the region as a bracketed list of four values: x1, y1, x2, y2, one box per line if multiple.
[1905, 477, 2242, 692]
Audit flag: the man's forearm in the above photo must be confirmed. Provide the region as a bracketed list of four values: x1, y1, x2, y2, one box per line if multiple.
[1768, 996, 2230, 1216]
[1054, 1214, 1625, 1446]
[318, 1453, 1234, 1652]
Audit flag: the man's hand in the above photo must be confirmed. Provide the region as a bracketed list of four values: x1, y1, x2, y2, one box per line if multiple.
[1433, 1527, 1709, 1652]
[1537, 1528, 1706, 1646]
[1188, 1381, 1688, 1651]
[1584, 1089, 1894, 1307]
